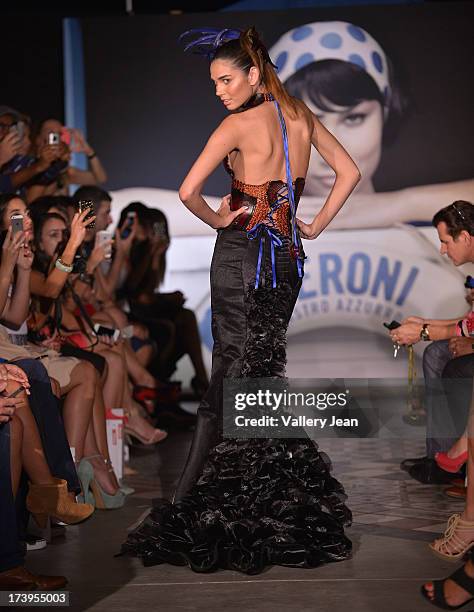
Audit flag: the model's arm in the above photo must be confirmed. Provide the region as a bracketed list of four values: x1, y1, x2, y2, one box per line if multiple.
[298, 179, 474, 229]
[297, 111, 361, 239]
[179, 116, 248, 229]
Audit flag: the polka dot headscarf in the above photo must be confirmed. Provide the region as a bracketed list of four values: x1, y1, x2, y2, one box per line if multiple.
[269, 21, 390, 104]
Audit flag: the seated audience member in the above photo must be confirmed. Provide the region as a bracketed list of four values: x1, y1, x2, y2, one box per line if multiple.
[0, 409, 67, 590]
[0, 107, 54, 196]
[421, 202, 474, 609]
[119, 203, 209, 397]
[0, 194, 126, 505]
[30, 209, 167, 448]
[0, 238, 94, 535]
[392, 201, 474, 482]
[25, 119, 106, 202]
[70, 188, 176, 399]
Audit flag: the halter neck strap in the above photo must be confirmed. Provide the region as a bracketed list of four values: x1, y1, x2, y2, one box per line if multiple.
[272, 98, 304, 278]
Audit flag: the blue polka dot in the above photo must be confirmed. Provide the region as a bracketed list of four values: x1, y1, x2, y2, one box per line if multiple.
[347, 24, 366, 42]
[320, 33, 343, 49]
[348, 53, 366, 70]
[291, 25, 313, 42]
[372, 51, 383, 73]
[274, 51, 288, 73]
[295, 52, 316, 72]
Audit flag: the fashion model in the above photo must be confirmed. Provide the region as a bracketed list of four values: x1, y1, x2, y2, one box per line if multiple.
[122, 26, 360, 574]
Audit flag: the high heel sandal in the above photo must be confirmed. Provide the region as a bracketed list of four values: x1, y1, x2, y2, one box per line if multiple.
[421, 565, 474, 610]
[26, 478, 94, 529]
[435, 451, 468, 474]
[430, 514, 474, 561]
[103, 457, 135, 496]
[80, 456, 126, 510]
[124, 411, 168, 446]
[124, 426, 168, 446]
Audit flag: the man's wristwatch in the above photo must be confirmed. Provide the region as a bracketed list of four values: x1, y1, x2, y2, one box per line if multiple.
[420, 323, 431, 341]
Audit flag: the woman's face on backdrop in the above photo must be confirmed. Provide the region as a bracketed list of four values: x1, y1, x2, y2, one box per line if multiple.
[1, 198, 33, 241]
[304, 96, 384, 197]
[210, 59, 258, 111]
[40, 217, 68, 258]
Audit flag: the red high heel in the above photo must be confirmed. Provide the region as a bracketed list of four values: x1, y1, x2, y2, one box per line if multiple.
[435, 451, 468, 473]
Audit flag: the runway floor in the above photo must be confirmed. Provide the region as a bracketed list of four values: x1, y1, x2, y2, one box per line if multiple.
[27, 428, 467, 612]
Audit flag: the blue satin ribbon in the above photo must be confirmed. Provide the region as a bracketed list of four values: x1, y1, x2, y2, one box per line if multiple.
[273, 100, 304, 280]
[247, 224, 283, 289]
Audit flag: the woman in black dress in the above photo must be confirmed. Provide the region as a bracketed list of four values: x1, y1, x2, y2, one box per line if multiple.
[122, 26, 360, 574]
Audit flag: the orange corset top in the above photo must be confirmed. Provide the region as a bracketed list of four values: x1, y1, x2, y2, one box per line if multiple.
[225, 167, 305, 237]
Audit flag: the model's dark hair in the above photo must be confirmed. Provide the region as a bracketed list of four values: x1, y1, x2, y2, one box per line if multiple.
[284, 58, 407, 145]
[213, 27, 300, 119]
[432, 201, 474, 239]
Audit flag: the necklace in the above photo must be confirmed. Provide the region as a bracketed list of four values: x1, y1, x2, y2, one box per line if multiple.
[233, 92, 275, 113]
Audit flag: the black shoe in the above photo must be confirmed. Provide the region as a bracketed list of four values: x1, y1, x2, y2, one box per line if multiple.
[408, 458, 460, 484]
[400, 456, 428, 472]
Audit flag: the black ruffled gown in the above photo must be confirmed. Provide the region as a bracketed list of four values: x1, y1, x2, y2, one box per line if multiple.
[121, 94, 352, 574]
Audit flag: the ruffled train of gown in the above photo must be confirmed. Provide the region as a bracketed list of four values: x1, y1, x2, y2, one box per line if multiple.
[121, 249, 352, 573]
[122, 434, 351, 574]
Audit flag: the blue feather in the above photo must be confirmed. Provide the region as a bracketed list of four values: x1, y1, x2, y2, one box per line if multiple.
[179, 28, 241, 59]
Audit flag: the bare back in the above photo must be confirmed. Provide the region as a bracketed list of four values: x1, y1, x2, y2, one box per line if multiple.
[227, 99, 312, 185]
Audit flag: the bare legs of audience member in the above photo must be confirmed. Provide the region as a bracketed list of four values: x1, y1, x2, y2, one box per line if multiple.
[61, 361, 119, 495]
[4, 379, 93, 526]
[423, 430, 474, 607]
[0, 415, 67, 590]
[433, 354, 474, 466]
[97, 346, 167, 445]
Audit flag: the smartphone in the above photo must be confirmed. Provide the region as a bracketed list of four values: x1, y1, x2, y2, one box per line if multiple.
[96, 230, 113, 259]
[93, 324, 120, 342]
[48, 131, 60, 145]
[121, 211, 136, 239]
[77, 200, 95, 229]
[9, 122, 24, 141]
[10, 214, 24, 235]
[383, 320, 401, 330]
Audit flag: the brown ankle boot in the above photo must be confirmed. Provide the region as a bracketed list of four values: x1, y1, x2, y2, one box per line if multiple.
[26, 478, 94, 528]
[0, 566, 67, 591]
